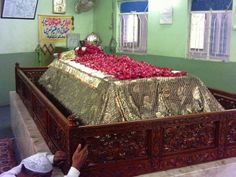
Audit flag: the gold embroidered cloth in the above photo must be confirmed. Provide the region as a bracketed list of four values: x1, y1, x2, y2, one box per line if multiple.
[38, 60, 224, 125]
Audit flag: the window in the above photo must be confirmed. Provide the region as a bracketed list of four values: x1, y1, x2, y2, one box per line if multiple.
[119, 1, 148, 53]
[189, 0, 232, 60]
[190, 13, 206, 50]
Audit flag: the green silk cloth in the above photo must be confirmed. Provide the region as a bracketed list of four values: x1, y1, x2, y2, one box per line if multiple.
[38, 59, 224, 125]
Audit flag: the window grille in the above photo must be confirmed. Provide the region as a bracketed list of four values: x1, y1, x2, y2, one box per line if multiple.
[189, 0, 232, 60]
[119, 1, 148, 53]
[120, 13, 147, 53]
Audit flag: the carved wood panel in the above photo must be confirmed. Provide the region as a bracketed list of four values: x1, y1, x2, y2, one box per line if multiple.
[225, 146, 236, 157]
[15, 75, 21, 94]
[151, 128, 162, 156]
[215, 97, 236, 109]
[48, 113, 67, 151]
[150, 128, 162, 169]
[226, 119, 236, 145]
[32, 95, 47, 130]
[21, 83, 33, 114]
[16, 78, 23, 100]
[160, 150, 218, 170]
[162, 122, 216, 154]
[74, 130, 148, 164]
[24, 70, 46, 84]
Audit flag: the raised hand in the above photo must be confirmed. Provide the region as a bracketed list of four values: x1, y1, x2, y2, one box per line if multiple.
[72, 144, 88, 170]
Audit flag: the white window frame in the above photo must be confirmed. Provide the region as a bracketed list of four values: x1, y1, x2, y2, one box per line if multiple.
[119, 12, 148, 53]
[188, 10, 232, 61]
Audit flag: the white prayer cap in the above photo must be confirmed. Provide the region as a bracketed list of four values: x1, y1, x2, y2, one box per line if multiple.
[22, 153, 53, 173]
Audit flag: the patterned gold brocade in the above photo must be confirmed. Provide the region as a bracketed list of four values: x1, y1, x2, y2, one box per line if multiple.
[39, 60, 224, 125]
[60, 50, 76, 60]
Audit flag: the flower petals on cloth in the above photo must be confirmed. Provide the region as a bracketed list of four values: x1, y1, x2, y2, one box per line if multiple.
[72, 45, 187, 80]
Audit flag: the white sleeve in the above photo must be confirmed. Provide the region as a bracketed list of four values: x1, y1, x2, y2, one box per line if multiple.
[0, 164, 22, 177]
[64, 167, 80, 177]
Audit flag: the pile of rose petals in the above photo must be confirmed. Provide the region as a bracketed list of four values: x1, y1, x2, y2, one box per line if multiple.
[75, 44, 104, 56]
[73, 45, 187, 80]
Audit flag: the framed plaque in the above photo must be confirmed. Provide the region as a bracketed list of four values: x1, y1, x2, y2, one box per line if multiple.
[1, 0, 38, 19]
[53, 0, 66, 14]
[67, 33, 80, 49]
[160, 6, 173, 24]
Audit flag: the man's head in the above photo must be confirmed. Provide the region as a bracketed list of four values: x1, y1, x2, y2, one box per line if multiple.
[17, 153, 53, 177]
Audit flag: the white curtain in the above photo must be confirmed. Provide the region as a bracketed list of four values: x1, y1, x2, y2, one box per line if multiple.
[189, 11, 232, 60]
[209, 12, 232, 58]
[120, 13, 147, 53]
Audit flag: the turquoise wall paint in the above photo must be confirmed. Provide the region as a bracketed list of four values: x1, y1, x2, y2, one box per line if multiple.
[148, 0, 189, 58]
[94, 0, 236, 61]
[93, 0, 113, 47]
[93, 0, 236, 93]
[0, 0, 94, 106]
[231, 2, 236, 61]
[231, 29, 236, 62]
[94, 0, 189, 57]
[0, 53, 38, 106]
[0, 0, 94, 54]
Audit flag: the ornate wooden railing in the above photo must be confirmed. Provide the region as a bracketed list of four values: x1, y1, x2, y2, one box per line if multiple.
[15, 63, 236, 177]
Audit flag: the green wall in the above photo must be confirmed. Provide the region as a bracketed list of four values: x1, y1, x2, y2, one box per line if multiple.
[1, 0, 236, 105]
[231, 3, 236, 61]
[93, 0, 190, 56]
[147, 0, 189, 57]
[0, 53, 38, 106]
[0, 0, 94, 106]
[0, 0, 94, 54]
[94, 0, 236, 60]
[93, 0, 236, 93]
[93, 0, 114, 47]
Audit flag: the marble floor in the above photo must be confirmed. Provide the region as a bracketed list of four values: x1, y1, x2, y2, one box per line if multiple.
[0, 105, 13, 139]
[137, 158, 236, 177]
[5, 91, 236, 177]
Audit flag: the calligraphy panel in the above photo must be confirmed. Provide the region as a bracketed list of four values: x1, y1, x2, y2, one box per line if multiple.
[38, 15, 74, 43]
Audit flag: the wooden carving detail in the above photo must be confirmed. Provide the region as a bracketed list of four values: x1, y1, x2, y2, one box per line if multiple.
[24, 70, 46, 84]
[47, 141, 59, 154]
[215, 97, 236, 109]
[15, 77, 22, 95]
[32, 96, 47, 128]
[80, 131, 148, 163]
[160, 150, 218, 170]
[48, 115, 67, 151]
[163, 122, 216, 154]
[151, 128, 162, 156]
[209, 88, 236, 110]
[225, 146, 236, 157]
[226, 119, 236, 145]
[21, 83, 32, 111]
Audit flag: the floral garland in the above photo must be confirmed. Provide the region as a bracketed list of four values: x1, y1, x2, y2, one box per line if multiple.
[73, 44, 187, 80]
